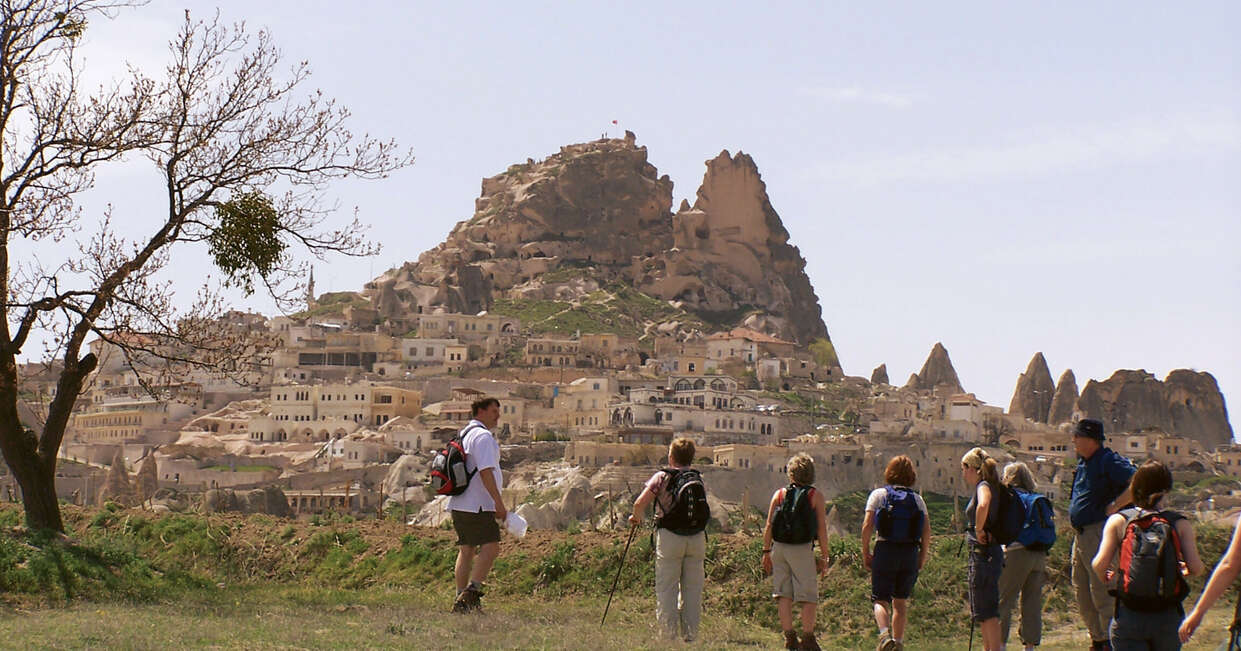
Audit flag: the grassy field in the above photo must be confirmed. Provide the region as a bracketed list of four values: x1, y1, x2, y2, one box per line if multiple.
[0, 501, 1236, 649]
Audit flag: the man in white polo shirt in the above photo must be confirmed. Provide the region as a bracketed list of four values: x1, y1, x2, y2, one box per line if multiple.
[449, 397, 506, 613]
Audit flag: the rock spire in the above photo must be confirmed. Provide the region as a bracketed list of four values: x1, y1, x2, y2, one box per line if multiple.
[1008, 352, 1055, 423]
[905, 343, 964, 394]
[1048, 369, 1079, 425]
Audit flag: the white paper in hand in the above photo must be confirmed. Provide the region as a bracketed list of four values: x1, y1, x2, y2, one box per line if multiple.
[505, 512, 528, 538]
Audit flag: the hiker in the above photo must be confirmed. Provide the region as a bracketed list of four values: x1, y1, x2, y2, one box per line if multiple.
[629, 437, 710, 642]
[961, 447, 1004, 651]
[1179, 512, 1241, 643]
[1092, 460, 1204, 650]
[1069, 418, 1137, 650]
[761, 453, 829, 651]
[448, 397, 506, 613]
[998, 462, 1053, 651]
[861, 455, 931, 651]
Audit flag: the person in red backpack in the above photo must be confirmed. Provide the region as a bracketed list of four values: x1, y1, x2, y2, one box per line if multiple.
[861, 455, 931, 651]
[448, 397, 506, 614]
[1092, 460, 1204, 651]
[761, 453, 829, 651]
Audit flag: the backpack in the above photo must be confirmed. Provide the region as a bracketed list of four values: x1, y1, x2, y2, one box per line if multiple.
[772, 484, 818, 545]
[655, 468, 710, 535]
[429, 424, 484, 496]
[876, 485, 923, 544]
[1114, 509, 1189, 612]
[984, 482, 1027, 546]
[1014, 489, 1057, 551]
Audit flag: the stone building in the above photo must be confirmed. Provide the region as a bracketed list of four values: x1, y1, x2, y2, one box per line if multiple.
[525, 337, 579, 367]
[249, 382, 421, 442]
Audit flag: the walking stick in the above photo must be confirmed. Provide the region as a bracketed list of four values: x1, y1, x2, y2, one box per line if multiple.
[601, 522, 639, 626]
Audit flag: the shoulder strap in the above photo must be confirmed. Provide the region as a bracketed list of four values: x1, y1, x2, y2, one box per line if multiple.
[457, 423, 485, 440]
[654, 469, 677, 518]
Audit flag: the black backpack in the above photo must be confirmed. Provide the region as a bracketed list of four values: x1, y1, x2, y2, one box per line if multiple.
[772, 484, 818, 545]
[655, 468, 710, 535]
[985, 482, 1027, 546]
[876, 485, 923, 544]
[429, 424, 483, 496]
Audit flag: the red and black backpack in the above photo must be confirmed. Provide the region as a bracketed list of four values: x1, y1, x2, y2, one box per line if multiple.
[1113, 509, 1189, 612]
[429, 424, 484, 496]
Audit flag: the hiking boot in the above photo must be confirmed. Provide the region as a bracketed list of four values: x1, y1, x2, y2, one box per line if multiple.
[877, 630, 896, 651]
[783, 630, 799, 649]
[798, 632, 822, 651]
[451, 584, 484, 613]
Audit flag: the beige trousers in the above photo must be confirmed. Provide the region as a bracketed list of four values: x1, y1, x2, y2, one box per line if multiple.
[655, 528, 706, 641]
[999, 546, 1047, 646]
[1071, 522, 1115, 642]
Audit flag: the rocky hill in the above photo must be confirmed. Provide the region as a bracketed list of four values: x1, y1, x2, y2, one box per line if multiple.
[362, 133, 829, 345]
[1075, 369, 1233, 448]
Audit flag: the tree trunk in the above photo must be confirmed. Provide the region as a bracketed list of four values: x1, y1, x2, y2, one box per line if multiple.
[8, 453, 64, 532]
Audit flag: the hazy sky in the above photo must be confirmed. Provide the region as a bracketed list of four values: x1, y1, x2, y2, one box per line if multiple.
[48, 2, 1241, 432]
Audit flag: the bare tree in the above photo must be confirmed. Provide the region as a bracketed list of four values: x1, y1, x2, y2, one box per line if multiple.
[0, 1, 413, 531]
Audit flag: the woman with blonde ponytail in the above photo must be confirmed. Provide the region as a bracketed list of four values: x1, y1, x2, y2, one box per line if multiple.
[961, 447, 1004, 651]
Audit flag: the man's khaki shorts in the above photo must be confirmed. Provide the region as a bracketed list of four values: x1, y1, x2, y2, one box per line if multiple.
[771, 541, 817, 604]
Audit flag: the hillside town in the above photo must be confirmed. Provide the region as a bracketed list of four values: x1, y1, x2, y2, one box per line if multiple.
[5, 278, 1233, 533]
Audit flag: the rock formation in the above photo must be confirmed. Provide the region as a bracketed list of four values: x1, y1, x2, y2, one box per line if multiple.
[1008, 352, 1055, 423]
[1048, 369, 1079, 425]
[1075, 369, 1233, 448]
[644, 150, 829, 344]
[905, 343, 964, 394]
[98, 450, 135, 506]
[871, 364, 889, 385]
[362, 134, 829, 344]
[135, 455, 159, 505]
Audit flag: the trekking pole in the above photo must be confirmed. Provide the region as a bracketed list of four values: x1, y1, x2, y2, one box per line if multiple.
[968, 617, 975, 651]
[601, 521, 639, 626]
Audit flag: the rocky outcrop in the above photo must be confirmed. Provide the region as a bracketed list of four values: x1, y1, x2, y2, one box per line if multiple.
[1009, 353, 1055, 423]
[135, 455, 159, 504]
[1048, 370, 1078, 425]
[905, 343, 964, 394]
[381, 454, 427, 504]
[202, 486, 291, 516]
[98, 450, 135, 506]
[1075, 370, 1233, 448]
[871, 364, 889, 385]
[639, 150, 828, 344]
[362, 134, 830, 345]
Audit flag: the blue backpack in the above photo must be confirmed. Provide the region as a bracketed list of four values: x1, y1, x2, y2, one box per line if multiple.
[876, 486, 923, 544]
[1014, 489, 1056, 551]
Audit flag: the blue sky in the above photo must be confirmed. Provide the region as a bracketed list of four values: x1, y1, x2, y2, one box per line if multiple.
[56, 2, 1241, 431]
